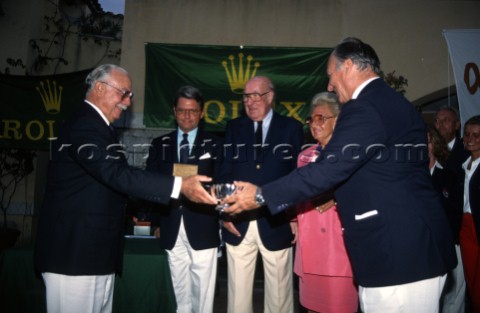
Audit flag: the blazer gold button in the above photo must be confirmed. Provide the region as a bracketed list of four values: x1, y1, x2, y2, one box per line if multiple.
[256, 164, 261, 169]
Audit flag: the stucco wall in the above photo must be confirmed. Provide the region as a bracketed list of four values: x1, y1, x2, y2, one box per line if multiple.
[121, 0, 480, 126]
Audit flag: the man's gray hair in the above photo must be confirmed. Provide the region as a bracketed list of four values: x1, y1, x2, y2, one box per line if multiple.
[85, 64, 129, 93]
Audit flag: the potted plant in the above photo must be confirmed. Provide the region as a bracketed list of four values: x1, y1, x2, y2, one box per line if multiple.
[0, 148, 36, 251]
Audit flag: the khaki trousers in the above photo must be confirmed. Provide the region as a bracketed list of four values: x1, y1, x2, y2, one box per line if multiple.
[226, 220, 293, 313]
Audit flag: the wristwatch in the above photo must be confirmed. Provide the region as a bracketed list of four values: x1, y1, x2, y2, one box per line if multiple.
[255, 187, 266, 206]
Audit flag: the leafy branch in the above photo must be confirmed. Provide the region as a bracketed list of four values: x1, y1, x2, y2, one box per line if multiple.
[2, 3, 122, 75]
[0, 149, 36, 230]
[380, 70, 409, 95]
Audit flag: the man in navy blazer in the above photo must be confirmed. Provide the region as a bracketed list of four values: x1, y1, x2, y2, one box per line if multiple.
[146, 85, 222, 313]
[34, 65, 216, 313]
[224, 38, 457, 312]
[434, 106, 468, 313]
[218, 76, 303, 313]
[435, 107, 469, 181]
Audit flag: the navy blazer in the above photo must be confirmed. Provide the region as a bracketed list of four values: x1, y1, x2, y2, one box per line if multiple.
[444, 137, 469, 242]
[218, 112, 303, 251]
[262, 79, 457, 287]
[446, 137, 469, 180]
[146, 129, 222, 250]
[35, 102, 175, 276]
[431, 165, 460, 244]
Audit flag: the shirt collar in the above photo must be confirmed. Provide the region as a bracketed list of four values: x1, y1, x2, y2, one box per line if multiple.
[434, 160, 444, 170]
[447, 138, 456, 151]
[258, 108, 273, 129]
[463, 156, 480, 172]
[352, 77, 380, 99]
[177, 127, 198, 143]
[85, 100, 110, 126]
[430, 160, 444, 175]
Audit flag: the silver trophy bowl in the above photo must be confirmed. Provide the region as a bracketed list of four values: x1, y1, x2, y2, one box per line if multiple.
[212, 183, 238, 212]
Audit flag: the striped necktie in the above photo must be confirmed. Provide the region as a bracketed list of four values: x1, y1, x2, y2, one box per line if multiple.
[179, 133, 189, 163]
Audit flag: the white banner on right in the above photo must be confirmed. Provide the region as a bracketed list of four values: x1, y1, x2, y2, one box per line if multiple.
[443, 29, 480, 131]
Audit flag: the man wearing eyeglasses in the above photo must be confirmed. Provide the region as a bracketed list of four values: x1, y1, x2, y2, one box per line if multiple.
[145, 85, 222, 313]
[218, 76, 303, 313]
[34, 65, 216, 313]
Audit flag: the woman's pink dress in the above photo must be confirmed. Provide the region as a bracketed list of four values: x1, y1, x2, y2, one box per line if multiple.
[295, 144, 358, 313]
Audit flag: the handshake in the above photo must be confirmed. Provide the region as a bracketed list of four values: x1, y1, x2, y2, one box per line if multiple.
[180, 175, 262, 214]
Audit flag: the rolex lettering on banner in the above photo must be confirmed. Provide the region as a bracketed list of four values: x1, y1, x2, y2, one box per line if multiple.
[443, 29, 480, 132]
[0, 70, 89, 149]
[144, 43, 331, 132]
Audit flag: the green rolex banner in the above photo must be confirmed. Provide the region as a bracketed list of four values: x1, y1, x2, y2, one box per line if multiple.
[145, 43, 332, 132]
[0, 69, 90, 150]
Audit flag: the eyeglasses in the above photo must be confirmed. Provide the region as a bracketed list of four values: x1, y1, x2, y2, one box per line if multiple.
[242, 91, 271, 102]
[305, 114, 336, 126]
[99, 81, 134, 100]
[434, 117, 454, 125]
[175, 108, 202, 116]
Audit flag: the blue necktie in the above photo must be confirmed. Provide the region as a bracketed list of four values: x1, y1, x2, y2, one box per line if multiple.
[255, 121, 263, 164]
[255, 120, 263, 145]
[179, 133, 189, 163]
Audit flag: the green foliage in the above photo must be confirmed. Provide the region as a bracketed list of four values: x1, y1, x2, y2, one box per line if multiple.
[0, 149, 36, 230]
[380, 70, 409, 95]
[77, 14, 123, 42]
[4, 58, 26, 75]
[2, 3, 122, 75]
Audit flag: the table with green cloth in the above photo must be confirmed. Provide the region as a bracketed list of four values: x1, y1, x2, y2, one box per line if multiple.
[0, 237, 176, 313]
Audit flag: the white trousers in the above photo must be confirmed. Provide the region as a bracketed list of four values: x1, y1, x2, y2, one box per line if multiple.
[167, 217, 218, 313]
[42, 272, 114, 313]
[226, 220, 293, 313]
[441, 244, 466, 313]
[359, 274, 447, 313]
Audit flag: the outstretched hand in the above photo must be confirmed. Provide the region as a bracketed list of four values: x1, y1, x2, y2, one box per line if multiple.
[222, 181, 261, 214]
[181, 175, 217, 205]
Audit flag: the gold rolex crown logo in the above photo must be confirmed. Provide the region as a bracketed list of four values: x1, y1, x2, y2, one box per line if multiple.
[36, 79, 62, 114]
[222, 53, 260, 94]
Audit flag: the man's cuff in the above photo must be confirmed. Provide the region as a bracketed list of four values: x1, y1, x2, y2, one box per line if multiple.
[171, 176, 182, 199]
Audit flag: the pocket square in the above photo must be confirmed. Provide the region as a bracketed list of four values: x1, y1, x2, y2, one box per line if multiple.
[199, 152, 211, 160]
[354, 210, 378, 220]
